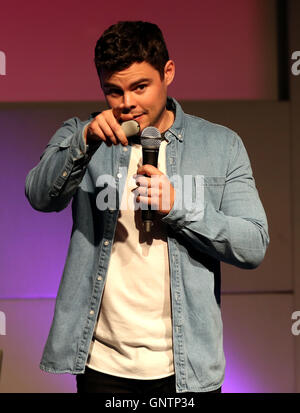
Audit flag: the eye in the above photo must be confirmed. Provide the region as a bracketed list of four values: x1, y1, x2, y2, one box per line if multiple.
[136, 84, 147, 92]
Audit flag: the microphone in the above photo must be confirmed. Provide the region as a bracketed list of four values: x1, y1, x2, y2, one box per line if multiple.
[90, 114, 140, 139]
[140, 126, 164, 232]
[121, 120, 140, 137]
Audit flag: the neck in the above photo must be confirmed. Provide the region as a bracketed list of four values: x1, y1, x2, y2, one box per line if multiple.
[158, 108, 174, 134]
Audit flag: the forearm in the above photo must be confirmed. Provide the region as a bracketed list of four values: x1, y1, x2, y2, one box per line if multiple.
[163, 201, 269, 269]
[25, 119, 100, 212]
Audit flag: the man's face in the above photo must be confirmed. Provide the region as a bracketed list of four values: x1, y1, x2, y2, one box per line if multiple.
[100, 61, 175, 133]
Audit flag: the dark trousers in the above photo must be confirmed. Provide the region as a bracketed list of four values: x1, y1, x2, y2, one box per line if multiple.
[76, 367, 222, 394]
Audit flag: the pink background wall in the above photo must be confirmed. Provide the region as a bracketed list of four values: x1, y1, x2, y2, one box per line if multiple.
[0, 0, 277, 101]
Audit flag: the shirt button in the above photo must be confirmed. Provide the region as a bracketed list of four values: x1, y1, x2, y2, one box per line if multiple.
[90, 310, 95, 315]
[97, 276, 102, 281]
[117, 173, 122, 179]
[62, 171, 68, 177]
[104, 240, 110, 246]
[123, 147, 128, 152]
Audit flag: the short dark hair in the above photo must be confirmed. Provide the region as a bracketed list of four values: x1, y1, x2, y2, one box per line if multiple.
[94, 21, 169, 80]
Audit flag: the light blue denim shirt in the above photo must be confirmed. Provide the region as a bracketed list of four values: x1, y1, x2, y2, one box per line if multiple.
[25, 98, 269, 393]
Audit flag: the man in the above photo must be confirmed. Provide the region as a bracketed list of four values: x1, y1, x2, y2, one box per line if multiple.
[25, 21, 269, 394]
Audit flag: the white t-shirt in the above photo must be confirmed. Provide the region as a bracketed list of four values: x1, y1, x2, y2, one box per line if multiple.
[87, 139, 174, 379]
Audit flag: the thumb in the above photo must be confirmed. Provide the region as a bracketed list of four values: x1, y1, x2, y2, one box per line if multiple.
[137, 164, 163, 176]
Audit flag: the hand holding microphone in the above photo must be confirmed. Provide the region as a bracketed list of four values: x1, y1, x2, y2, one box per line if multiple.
[84, 108, 140, 146]
[135, 126, 176, 232]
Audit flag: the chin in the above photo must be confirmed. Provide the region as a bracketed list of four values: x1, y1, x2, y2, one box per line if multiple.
[139, 119, 158, 131]
[138, 121, 149, 132]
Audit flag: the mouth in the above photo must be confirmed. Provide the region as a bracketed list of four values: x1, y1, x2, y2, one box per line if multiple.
[132, 113, 145, 121]
[120, 113, 146, 123]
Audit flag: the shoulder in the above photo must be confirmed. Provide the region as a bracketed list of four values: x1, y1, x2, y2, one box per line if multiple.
[46, 116, 91, 147]
[171, 97, 240, 145]
[60, 116, 91, 130]
[183, 112, 241, 147]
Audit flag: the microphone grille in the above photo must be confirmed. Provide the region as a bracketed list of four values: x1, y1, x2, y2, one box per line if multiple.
[141, 126, 161, 138]
[140, 126, 163, 148]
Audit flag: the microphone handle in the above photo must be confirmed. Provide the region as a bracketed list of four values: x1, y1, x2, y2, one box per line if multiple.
[142, 147, 159, 232]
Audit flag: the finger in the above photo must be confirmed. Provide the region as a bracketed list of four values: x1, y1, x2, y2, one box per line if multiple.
[135, 175, 151, 187]
[97, 117, 118, 145]
[135, 186, 159, 197]
[94, 110, 126, 145]
[86, 121, 109, 144]
[112, 121, 128, 145]
[137, 164, 163, 176]
[104, 111, 129, 145]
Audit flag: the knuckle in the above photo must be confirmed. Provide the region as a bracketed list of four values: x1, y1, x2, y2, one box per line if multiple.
[106, 130, 114, 138]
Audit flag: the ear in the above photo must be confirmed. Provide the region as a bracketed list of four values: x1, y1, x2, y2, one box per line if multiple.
[164, 60, 175, 86]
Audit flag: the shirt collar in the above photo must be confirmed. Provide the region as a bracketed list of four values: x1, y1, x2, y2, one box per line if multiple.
[165, 97, 185, 142]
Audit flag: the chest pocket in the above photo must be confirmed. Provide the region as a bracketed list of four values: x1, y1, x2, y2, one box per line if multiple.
[175, 175, 225, 222]
[202, 177, 226, 211]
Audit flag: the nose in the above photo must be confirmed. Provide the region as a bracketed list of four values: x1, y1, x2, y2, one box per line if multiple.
[122, 92, 136, 113]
